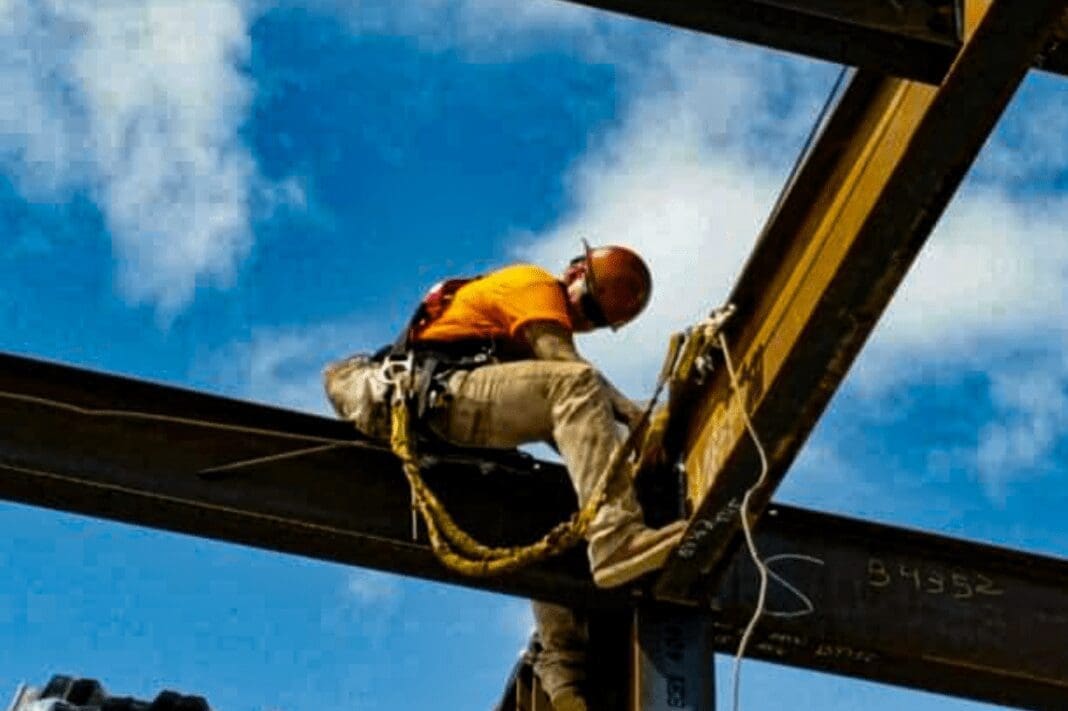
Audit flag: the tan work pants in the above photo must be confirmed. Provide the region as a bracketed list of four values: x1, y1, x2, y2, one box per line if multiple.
[531, 600, 588, 700]
[428, 360, 645, 701]
[427, 359, 644, 566]
[326, 358, 623, 694]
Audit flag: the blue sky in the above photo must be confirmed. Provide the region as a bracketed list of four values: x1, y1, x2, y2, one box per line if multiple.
[2, 1, 1067, 709]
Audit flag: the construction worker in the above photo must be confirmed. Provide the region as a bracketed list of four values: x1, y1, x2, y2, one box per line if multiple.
[325, 242, 685, 710]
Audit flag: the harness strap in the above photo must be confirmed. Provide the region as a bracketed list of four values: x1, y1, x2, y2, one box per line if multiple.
[373, 289, 736, 577]
[385, 354, 673, 577]
[391, 276, 485, 359]
[390, 386, 629, 576]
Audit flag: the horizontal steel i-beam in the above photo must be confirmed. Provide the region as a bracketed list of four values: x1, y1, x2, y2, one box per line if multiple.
[498, 504, 1068, 710]
[0, 352, 606, 608]
[561, 0, 1068, 82]
[1, 353, 1067, 707]
[710, 504, 1068, 710]
[655, 0, 1067, 603]
[563, 0, 959, 83]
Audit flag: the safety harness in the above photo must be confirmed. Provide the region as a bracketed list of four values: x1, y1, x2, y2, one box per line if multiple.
[367, 275, 603, 575]
[368, 275, 735, 577]
[383, 360, 665, 577]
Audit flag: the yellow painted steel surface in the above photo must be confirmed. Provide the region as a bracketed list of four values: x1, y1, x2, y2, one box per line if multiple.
[658, 0, 1066, 597]
[681, 0, 1005, 506]
[684, 77, 937, 505]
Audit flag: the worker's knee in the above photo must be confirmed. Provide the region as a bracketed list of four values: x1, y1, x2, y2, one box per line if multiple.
[546, 362, 606, 407]
[546, 362, 603, 399]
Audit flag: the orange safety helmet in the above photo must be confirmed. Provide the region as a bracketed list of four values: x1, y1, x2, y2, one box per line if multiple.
[574, 240, 652, 329]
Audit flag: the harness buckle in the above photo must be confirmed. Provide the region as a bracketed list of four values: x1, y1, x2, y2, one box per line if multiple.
[379, 351, 415, 384]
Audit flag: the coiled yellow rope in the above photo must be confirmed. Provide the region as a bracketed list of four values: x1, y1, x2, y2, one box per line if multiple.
[382, 306, 737, 578]
[386, 368, 661, 577]
[389, 390, 601, 576]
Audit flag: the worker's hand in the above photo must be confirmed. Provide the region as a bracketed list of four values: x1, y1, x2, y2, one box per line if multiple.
[615, 398, 645, 430]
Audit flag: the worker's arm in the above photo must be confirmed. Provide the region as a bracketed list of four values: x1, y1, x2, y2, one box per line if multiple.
[524, 321, 644, 427]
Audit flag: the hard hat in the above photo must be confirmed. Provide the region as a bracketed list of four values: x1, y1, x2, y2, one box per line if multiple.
[577, 240, 652, 329]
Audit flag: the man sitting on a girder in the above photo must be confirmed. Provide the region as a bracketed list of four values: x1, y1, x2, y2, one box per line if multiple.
[324, 241, 684, 710]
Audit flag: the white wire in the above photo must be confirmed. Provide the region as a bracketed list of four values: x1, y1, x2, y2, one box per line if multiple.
[716, 330, 771, 711]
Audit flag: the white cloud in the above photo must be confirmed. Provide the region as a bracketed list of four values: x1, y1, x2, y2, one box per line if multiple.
[781, 441, 880, 513]
[855, 189, 1068, 385]
[305, 0, 603, 55]
[848, 184, 1068, 498]
[0, 0, 262, 316]
[194, 8, 1068, 504]
[205, 321, 385, 415]
[260, 175, 308, 215]
[507, 31, 1068, 501]
[515, 40, 831, 395]
[346, 569, 402, 609]
[973, 73, 1068, 188]
[973, 366, 1068, 498]
[0, 2, 89, 196]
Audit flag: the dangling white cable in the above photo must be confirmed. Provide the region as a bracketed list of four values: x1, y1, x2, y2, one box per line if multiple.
[716, 330, 770, 711]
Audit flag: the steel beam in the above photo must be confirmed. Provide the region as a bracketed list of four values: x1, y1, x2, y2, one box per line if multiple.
[655, 0, 1067, 602]
[494, 505, 1068, 710]
[631, 607, 715, 710]
[0, 351, 611, 609]
[710, 504, 1068, 710]
[3, 352, 1068, 706]
[562, 0, 959, 84]
[561, 1, 1068, 83]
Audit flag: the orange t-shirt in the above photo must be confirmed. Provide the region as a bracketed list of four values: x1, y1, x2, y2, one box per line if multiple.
[414, 264, 572, 351]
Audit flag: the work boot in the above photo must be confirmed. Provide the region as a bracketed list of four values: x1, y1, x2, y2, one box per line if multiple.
[550, 687, 588, 711]
[591, 520, 687, 588]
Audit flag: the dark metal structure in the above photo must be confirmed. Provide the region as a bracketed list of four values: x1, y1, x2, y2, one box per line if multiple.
[4, 0, 1068, 709]
[2, 353, 1068, 708]
[563, 0, 1068, 82]
[6, 675, 209, 711]
[657, 0, 1067, 601]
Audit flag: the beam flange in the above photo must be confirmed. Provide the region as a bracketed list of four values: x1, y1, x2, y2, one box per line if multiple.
[709, 504, 1068, 710]
[655, 0, 1067, 602]
[562, 0, 958, 83]
[0, 352, 609, 609]
[4, 352, 1068, 707]
[561, 1, 1068, 83]
[494, 502, 1068, 710]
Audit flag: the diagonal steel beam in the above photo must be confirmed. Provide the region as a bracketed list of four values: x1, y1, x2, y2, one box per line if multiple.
[654, 0, 1068, 602]
[3, 353, 1068, 707]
